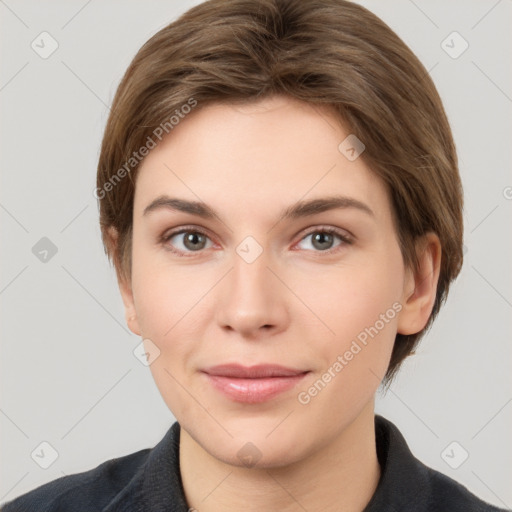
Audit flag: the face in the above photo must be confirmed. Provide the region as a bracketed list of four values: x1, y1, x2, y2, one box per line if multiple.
[119, 95, 422, 468]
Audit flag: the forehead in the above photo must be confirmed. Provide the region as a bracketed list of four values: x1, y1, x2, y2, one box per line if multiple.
[134, 95, 389, 219]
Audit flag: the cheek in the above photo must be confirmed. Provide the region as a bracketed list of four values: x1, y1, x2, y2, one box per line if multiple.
[300, 255, 404, 390]
[295, 269, 401, 423]
[132, 261, 210, 414]
[301, 255, 404, 336]
[132, 250, 209, 338]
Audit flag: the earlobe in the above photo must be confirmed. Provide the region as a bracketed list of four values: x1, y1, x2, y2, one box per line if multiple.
[119, 276, 141, 337]
[397, 233, 442, 335]
[106, 226, 141, 336]
[126, 314, 141, 337]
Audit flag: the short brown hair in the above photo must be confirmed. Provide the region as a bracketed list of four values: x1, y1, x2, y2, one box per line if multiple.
[96, 0, 463, 384]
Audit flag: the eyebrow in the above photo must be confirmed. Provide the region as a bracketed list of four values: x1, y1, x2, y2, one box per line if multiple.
[142, 195, 375, 222]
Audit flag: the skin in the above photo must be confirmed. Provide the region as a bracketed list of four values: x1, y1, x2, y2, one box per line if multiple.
[111, 95, 441, 511]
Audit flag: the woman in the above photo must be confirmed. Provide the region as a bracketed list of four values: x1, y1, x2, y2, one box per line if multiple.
[2, 0, 507, 510]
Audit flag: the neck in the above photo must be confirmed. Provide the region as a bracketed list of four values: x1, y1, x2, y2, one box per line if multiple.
[179, 402, 381, 512]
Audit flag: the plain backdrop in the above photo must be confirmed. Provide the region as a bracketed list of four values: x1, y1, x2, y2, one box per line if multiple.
[1, 0, 511, 508]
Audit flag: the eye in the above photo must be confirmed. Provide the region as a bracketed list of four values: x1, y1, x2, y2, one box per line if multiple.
[160, 225, 353, 257]
[161, 228, 214, 256]
[295, 227, 352, 253]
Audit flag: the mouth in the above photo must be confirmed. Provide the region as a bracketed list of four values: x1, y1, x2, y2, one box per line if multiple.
[201, 364, 310, 403]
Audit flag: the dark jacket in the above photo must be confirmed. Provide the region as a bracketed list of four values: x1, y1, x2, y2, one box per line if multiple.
[1, 415, 508, 511]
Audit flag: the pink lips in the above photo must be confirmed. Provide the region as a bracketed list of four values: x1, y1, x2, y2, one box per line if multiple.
[202, 364, 309, 403]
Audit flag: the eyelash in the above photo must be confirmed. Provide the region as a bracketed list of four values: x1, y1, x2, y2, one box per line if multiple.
[159, 225, 353, 258]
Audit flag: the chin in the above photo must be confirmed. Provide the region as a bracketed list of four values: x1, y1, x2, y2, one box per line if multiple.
[212, 435, 306, 470]
[184, 412, 311, 469]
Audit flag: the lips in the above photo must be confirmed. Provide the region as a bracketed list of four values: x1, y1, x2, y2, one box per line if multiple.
[201, 364, 309, 403]
[203, 364, 307, 378]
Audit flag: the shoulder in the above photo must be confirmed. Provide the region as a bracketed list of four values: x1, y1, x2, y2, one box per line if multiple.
[0, 448, 150, 512]
[422, 465, 508, 512]
[2, 422, 187, 512]
[371, 415, 509, 512]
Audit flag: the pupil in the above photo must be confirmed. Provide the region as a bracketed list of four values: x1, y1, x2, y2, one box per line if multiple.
[313, 232, 332, 250]
[185, 232, 204, 250]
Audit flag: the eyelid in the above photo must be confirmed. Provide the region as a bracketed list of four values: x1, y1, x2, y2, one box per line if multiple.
[296, 225, 354, 243]
[161, 225, 213, 240]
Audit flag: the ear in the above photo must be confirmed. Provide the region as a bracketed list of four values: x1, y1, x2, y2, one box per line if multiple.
[106, 226, 141, 336]
[397, 232, 442, 335]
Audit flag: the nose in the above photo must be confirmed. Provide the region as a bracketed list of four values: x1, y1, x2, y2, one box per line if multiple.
[215, 247, 289, 339]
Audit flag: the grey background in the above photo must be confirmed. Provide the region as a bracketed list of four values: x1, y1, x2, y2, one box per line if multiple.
[1, 0, 511, 508]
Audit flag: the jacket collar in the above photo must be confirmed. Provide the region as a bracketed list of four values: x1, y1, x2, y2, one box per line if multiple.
[364, 415, 431, 511]
[102, 421, 188, 512]
[102, 415, 430, 511]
